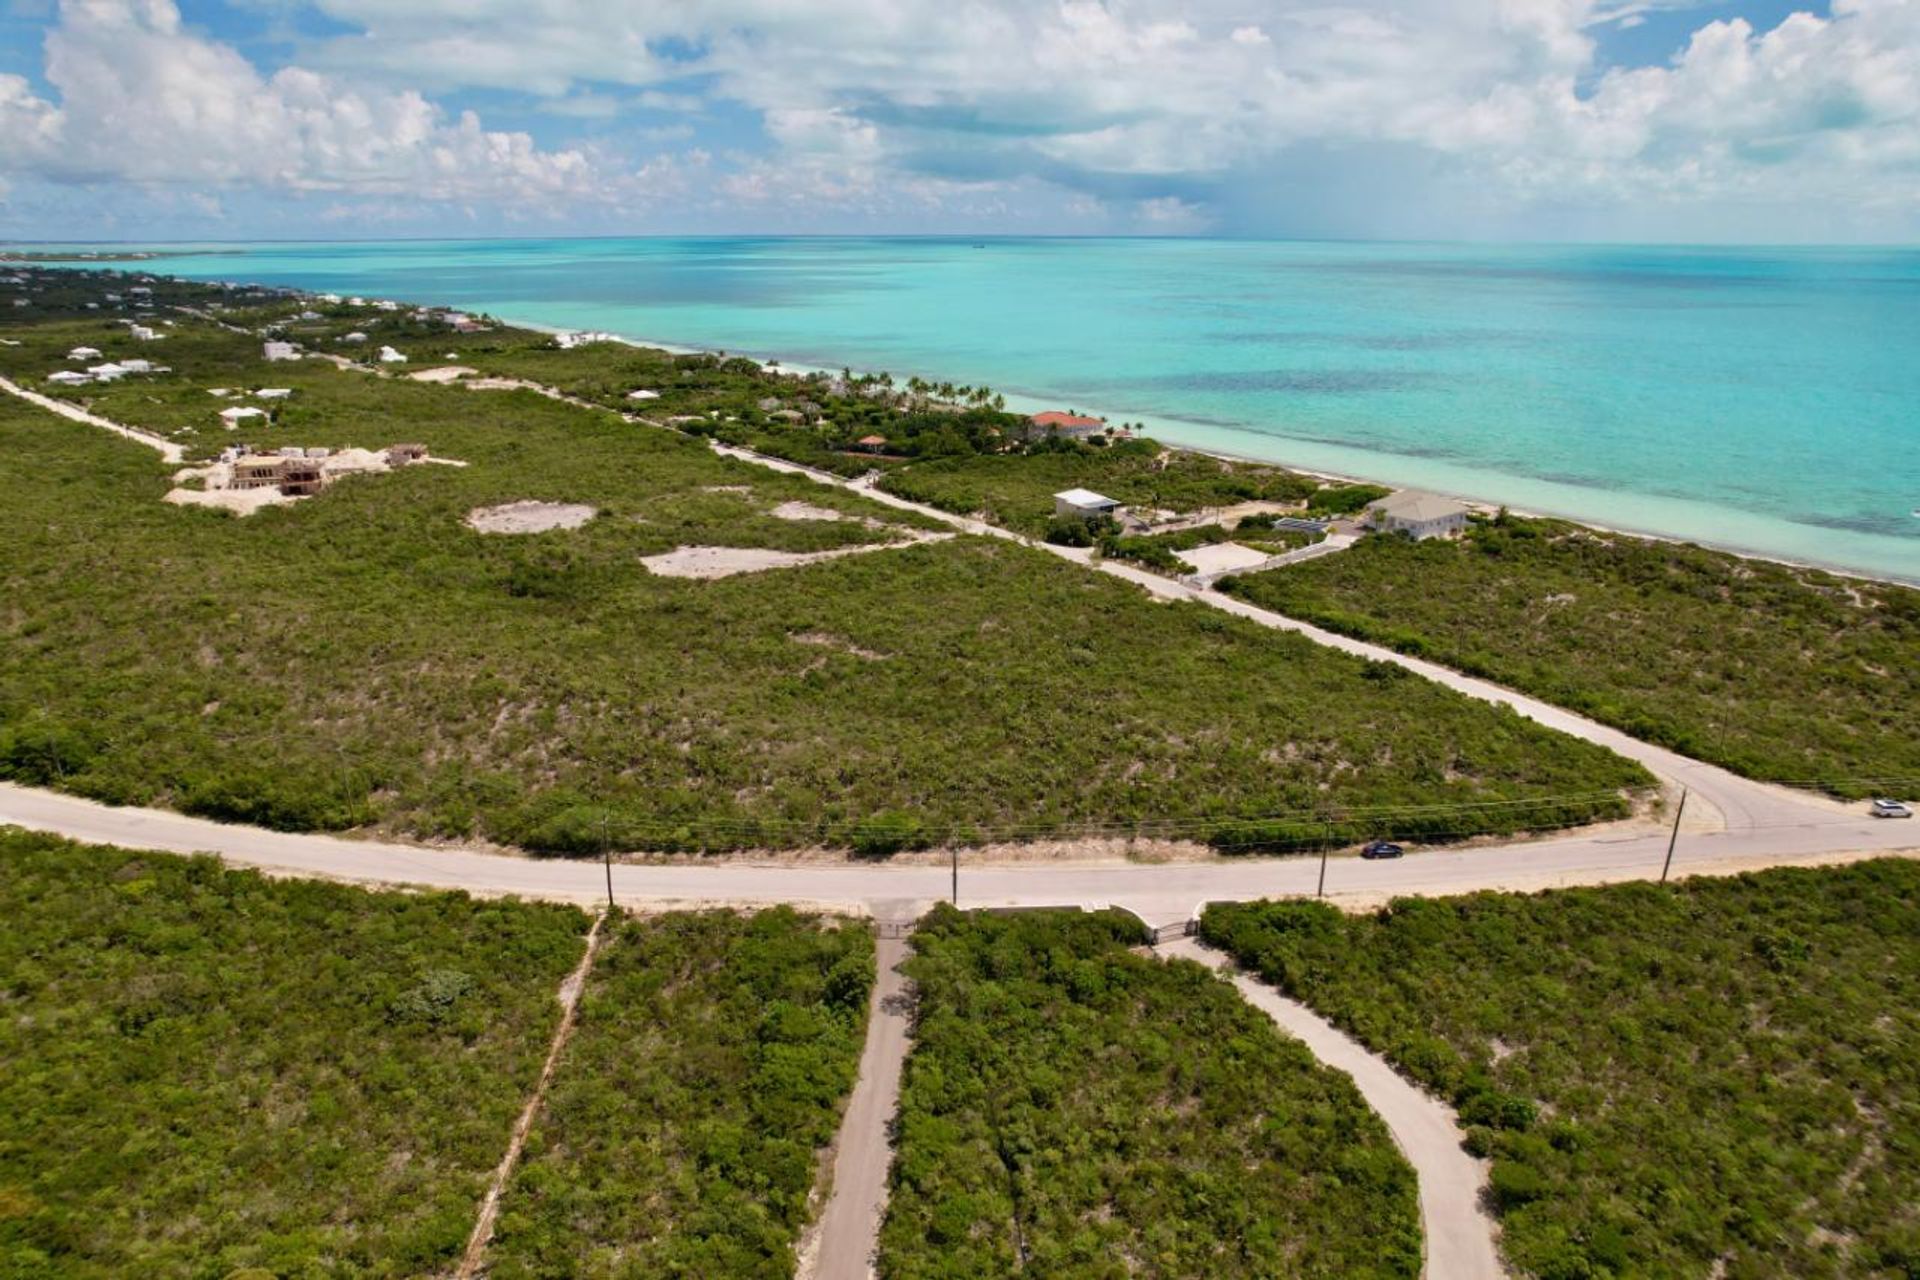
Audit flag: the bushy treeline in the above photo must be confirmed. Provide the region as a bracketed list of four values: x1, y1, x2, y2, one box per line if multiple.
[0, 829, 591, 1277]
[0, 371, 1647, 851]
[1202, 860, 1920, 1279]
[487, 909, 873, 1278]
[1220, 514, 1920, 796]
[878, 907, 1422, 1279]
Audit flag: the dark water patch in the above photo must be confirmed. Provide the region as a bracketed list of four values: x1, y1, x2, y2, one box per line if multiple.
[1791, 511, 1920, 538]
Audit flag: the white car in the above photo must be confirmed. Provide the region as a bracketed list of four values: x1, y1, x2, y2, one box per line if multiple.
[1870, 798, 1913, 819]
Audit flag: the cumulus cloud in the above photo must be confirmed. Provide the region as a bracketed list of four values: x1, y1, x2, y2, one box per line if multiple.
[2, 0, 1918, 236]
[0, 0, 605, 206]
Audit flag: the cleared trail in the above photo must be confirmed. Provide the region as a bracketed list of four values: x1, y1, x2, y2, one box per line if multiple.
[454, 912, 607, 1279]
[1161, 937, 1506, 1280]
[798, 931, 914, 1280]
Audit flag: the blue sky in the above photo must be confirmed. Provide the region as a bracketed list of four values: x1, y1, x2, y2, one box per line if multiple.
[1, 0, 1913, 242]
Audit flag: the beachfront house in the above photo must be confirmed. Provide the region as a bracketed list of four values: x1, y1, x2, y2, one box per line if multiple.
[67, 346, 102, 361]
[378, 346, 408, 364]
[220, 406, 267, 427]
[1367, 490, 1469, 540]
[263, 341, 299, 362]
[86, 363, 129, 382]
[46, 370, 91, 387]
[1054, 488, 1124, 522]
[1029, 410, 1107, 441]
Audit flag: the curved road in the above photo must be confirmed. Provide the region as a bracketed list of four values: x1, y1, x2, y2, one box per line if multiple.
[2, 782, 1910, 928]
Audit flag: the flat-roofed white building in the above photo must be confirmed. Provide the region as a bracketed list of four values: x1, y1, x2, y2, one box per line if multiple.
[1053, 488, 1124, 521]
[263, 341, 299, 361]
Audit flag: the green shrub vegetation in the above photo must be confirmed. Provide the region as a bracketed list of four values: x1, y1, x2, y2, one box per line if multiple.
[0, 327, 1647, 850]
[875, 438, 1324, 537]
[878, 907, 1422, 1279]
[1218, 514, 1920, 795]
[487, 909, 873, 1279]
[1202, 860, 1920, 1278]
[0, 828, 590, 1277]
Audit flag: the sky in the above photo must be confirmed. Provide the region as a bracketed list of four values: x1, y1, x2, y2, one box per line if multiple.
[0, 0, 1915, 243]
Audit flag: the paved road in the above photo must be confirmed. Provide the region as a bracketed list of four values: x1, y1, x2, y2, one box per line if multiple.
[1164, 938, 1505, 1280]
[802, 933, 914, 1280]
[4, 783, 1911, 927]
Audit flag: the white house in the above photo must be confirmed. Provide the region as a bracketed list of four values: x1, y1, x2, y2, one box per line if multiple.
[116, 358, 155, 374]
[340, 331, 368, 343]
[1053, 488, 1124, 522]
[263, 341, 300, 362]
[627, 389, 661, 401]
[255, 388, 293, 400]
[86, 363, 129, 381]
[1367, 490, 1469, 540]
[220, 406, 267, 426]
[129, 325, 162, 341]
[377, 346, 408, 364]
[46, 370, 91, 387]
[67, 346, 102, 361]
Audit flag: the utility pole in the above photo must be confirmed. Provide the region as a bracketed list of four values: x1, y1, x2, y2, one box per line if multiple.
[601, 810, 615, 912]
[1316, 819, 1332, 899]
[1660, 787, 1688, 884]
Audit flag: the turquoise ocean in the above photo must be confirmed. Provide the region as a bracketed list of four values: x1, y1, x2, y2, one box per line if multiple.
[63, 237, 1920, 582]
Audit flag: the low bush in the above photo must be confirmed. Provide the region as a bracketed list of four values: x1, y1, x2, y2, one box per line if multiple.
[878, 907, 1421, 1278]
[1202, 860, 1920, 1278]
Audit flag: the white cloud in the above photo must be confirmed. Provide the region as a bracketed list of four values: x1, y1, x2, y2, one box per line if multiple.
[1, 0, 608, 207]
[3, 0, 1919, 237]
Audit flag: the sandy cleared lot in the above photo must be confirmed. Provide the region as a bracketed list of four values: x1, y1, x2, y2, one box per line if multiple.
[410, 365, 478, 384]
[467, 500, 598, 534]
[164, 486, 296, 515]
[1174, 542, 1274, 576]
[641, 531, 951, 579]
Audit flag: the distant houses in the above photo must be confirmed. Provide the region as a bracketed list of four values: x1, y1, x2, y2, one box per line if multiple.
[378, 346, 408, 364]
[1029, 410, 1107, 441]
[1367, 490, 1469, 540]
[263, 341, 299, 362]
[67, 346, 102, 361]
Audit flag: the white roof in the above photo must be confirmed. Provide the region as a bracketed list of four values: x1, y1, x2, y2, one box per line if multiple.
[68, 346, 102, 358]
[1055, 488, 1121, 509]
[1370, 490, 1468, 522]
[1175, 542, 1274, 576]
[220, 406, 266, 419]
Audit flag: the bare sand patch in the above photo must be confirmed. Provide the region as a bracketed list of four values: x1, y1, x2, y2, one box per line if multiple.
[1174, 542, 1273, 576]
[467, 501, 598, 534]
[792, 631, 891, 661]
[641, 531, 951, 579]
[410, 365, 477, 384]
[771, 500, 847, 522]
[701, 484, 753, 495]
[165, 486, 296, 515]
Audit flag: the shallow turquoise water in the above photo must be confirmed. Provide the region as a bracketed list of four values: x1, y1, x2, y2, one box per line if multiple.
[72, 237, 1920, 581]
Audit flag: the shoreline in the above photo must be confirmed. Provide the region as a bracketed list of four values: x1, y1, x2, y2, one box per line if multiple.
[499, 313, 1920, 590]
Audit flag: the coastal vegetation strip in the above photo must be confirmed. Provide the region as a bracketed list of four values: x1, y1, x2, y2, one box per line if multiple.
[876, 907, 1422, 1279]
[0, 829, 591, 1278]
[483, 909, 874, 1279]
[0, 326, 1648, 851]
[1201, 859, 1920, 1279]
[1217, 514, 1920, 797]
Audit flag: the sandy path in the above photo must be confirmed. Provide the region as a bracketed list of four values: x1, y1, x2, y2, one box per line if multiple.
[1161, 937, 1507, 1280]
[797, 932, 914, 1280]
[0, 374, 183, 461]
[454, 912, 608, 1279]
